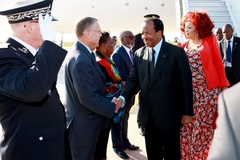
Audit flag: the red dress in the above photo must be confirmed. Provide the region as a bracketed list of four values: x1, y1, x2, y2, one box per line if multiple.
[180, 48, 219, 160]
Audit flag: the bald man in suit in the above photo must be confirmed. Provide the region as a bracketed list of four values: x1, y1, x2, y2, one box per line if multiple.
[219, 24, 240, 86]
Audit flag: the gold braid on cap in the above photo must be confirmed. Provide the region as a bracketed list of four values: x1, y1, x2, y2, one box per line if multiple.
[7, 6, 50, 23]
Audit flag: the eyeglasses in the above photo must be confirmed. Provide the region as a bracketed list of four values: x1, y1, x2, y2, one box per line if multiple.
[88, 29, 102, 34]
[123, 36, 135, 40]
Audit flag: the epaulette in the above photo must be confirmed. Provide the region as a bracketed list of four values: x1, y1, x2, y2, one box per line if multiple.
[0, 43, 10, 50]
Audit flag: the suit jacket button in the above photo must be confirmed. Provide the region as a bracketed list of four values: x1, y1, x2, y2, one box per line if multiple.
[39, 136, 43, 141]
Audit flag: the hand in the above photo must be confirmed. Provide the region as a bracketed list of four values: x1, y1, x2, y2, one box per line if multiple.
[111, 97, 122, 113]
[38, 13, 56, 42]
[181, 115, 193, 126]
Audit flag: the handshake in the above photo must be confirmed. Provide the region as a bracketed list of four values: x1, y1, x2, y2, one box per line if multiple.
[111, 97, 123, 113]
[111, 97, 124, 123]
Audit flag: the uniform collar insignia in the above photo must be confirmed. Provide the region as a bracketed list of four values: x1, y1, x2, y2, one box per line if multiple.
[18, 47, 29, 54]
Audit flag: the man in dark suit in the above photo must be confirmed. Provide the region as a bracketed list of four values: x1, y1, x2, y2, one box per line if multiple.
[220, 24, 240, 86]
[117, 18, 193, 160]
[208, 82, 240, 160]
[63, 17, 121, 160]
[111, 30, 139, 159]
[132, 14, 166, 136]
[0, 0, 69, 160]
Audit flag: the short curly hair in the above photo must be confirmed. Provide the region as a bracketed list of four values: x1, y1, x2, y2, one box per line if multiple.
[180, 10, 214, 39]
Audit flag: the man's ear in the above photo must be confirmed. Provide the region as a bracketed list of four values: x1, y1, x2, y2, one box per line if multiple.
[24, 21, 35, 34]
[157, 30, 163, 38]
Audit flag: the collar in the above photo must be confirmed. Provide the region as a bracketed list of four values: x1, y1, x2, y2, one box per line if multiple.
[10, 36, 37, 56]
[147, 38, 163, 54]
[78, 40, 93, 55]
[226, 36, 234, 43]
[122, 45, 132, 53]
[153, 38, 163, 54]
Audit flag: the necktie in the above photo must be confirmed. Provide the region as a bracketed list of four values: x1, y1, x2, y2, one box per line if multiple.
[129, 50, 134, 61]
[226, 40, 231, 62]
[149, 48, 155, 81]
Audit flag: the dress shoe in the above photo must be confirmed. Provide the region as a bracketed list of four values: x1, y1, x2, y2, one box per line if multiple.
[139, 127, 145, 136]
[113, 149, 129, 159]
[124, 144, 139, 150]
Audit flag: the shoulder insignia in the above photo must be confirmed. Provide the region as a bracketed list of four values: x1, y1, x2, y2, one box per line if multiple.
[0, 43, 10, 49]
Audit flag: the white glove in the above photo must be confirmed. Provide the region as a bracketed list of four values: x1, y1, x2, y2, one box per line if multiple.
[38, 13, 56, 42]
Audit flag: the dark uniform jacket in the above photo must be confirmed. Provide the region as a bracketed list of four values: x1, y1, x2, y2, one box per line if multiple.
[0, 38, 67, 160]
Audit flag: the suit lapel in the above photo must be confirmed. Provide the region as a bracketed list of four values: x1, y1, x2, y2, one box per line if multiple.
[149, 43, 168, 87]
[76, 42, 106, 82]
[120, 46, 132, 64]
[232, 37, 238, 57]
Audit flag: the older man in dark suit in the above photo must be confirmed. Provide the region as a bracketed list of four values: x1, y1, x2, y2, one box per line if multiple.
[111, 30, 139, 159]
[63, 16, 121, 160]
[117, 18, 193, 160]
[220, 24, 240, 86]
[0, 0, 69, 160]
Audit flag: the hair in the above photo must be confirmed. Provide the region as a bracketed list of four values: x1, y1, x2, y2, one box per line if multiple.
[215, 27, 222, 31]
[96, 31, 110, 50]
[144, 18, 164, 34]
[180, 10, 214, 38]
[75, 16, 98, 38]
[224, 24, 233, 30]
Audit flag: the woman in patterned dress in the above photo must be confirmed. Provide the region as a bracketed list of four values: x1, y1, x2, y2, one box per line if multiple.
[94, 31, 123, 160]
[178, 10, 229, 160]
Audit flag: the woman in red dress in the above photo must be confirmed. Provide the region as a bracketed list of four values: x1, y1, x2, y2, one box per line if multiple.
[178, 10, 229, 160]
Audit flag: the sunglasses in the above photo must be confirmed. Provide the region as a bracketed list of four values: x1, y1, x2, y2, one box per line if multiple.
[123, 36, 135, 40]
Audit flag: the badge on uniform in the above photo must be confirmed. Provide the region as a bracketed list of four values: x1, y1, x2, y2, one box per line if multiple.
[0, 43, 10, 49]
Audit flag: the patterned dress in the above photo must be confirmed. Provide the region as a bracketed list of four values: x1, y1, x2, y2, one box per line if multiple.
[180, 48, 219, 160]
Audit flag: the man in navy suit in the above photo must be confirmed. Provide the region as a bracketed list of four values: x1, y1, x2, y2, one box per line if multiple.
[0, 0, 69, 160]
[220, 24, 240, 86]
[117, 18, 193, 160]
[63, 17, 121, 160]
[111, 30, 139, 159]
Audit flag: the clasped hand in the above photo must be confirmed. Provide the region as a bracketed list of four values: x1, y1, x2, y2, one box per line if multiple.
[111, 97, 122, 113]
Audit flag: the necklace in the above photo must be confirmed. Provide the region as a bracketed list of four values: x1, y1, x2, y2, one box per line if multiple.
[188, 39, 202, 50]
